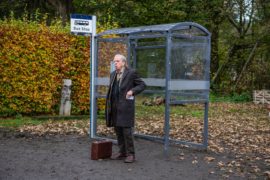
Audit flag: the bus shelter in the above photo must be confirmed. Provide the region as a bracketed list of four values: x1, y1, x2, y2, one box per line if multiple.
[90, 22, 211, 153]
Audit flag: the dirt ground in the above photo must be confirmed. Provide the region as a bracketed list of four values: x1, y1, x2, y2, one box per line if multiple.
[0, 129, 267, 180]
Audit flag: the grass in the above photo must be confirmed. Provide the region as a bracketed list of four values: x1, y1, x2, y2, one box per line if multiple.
[210, 92, 252, 102]
[0, 116, 45, 128]
[136, 103, 205, 119]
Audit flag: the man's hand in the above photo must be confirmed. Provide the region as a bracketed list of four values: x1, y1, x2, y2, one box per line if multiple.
[126, 90, 133, 99]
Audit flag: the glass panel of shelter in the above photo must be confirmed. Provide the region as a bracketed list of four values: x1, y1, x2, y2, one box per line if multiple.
[170, 36, 209, 103]
[95, 39, 129, 138]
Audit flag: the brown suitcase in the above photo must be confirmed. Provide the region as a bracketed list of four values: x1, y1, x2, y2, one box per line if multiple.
[91, 140, 112, 160]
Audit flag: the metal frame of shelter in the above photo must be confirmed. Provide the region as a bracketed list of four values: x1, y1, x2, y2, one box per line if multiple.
[90, 22, 211, 153]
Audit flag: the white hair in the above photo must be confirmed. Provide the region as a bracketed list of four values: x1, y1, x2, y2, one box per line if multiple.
[114, 54, 128, 68]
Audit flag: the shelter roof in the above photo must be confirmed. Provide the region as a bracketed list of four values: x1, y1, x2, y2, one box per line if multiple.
[97, 22, 210, 37]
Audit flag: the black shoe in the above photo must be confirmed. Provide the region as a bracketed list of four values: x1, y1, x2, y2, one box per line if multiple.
[110, 153, 127, 160]
[124, 155, 135, 163]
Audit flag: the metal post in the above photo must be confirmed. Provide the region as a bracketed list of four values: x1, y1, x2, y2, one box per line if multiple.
[202, 35, 211, 148]
[90, 16, 97, 138]
[203, 102, 209, 148]
[127, 36, 131, 65]
[164, 32, 172, 156]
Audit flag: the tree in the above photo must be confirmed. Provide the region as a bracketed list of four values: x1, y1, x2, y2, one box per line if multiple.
[0, 0, 73, 25]
[46, 0, 73, 25]
[1, 0, 269, 93]
[73, 0, 187, 27]
[212, 0, 270, 92]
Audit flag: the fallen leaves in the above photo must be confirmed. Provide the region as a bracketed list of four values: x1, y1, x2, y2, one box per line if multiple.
[204, 156, 215, 163]
[16, 102, 269, 178]
[192, 160, 198, 164]
[217, 161, 225, 167]
[264, 171, 270, 178]
[17, 103, 269, 160]
[178, 152, 185, 160]
[19, 120, 90, 136]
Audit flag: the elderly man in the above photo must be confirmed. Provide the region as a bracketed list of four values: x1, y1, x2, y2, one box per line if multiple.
[105, 54, 146, 163]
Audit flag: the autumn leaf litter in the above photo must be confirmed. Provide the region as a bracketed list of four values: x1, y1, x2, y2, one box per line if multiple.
[18, 102, 270, 178]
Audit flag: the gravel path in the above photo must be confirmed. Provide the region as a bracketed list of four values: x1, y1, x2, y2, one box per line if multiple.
[0, 130, 263, 180]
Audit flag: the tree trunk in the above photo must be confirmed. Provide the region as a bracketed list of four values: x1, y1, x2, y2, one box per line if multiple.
[234, 41, 259, 89]
[47, 0, 73, 25]
[211, 45, 236, 85]
[210, 23, 220, 88]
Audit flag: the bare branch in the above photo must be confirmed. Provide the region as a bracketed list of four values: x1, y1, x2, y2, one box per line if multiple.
[227, 13, 241, 34]
[244, 0, 255, 35]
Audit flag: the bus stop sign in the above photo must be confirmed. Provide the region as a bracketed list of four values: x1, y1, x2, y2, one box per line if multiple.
[70, 14, 93, 35]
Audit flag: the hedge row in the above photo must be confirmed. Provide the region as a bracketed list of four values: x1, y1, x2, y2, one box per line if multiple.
[0, 19, 109, 116]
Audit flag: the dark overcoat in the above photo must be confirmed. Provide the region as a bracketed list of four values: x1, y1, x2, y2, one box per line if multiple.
[105, 68, 146, 127]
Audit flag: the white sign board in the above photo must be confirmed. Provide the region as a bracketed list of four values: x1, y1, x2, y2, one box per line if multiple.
[70, 14, 93, 35]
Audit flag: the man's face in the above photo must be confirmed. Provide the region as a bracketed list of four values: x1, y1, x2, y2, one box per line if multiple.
[113, 55, 125, 71]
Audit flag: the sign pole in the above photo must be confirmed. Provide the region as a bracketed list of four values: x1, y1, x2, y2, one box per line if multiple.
[90, 16, 96, 138]
[70, 14, 96, 139]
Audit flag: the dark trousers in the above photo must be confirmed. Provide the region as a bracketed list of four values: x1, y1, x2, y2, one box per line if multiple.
[114, 127, 135, 155]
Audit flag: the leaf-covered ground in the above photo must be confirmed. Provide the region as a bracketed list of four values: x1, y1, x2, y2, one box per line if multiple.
[16, 102, 270, 178]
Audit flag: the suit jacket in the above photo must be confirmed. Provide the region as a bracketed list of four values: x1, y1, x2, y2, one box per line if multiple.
[105, 68, 146, 127]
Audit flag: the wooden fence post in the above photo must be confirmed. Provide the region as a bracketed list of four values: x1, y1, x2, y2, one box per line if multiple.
[59, 79, 72, 116]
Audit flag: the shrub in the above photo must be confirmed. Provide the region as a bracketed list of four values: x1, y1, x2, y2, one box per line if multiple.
[0, 15, 126, 116]
[0, 17, 89, 116]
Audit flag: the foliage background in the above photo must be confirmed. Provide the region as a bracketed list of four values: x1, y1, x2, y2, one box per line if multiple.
[0, 17, 97, 116]
[0, 0, 270, 116]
